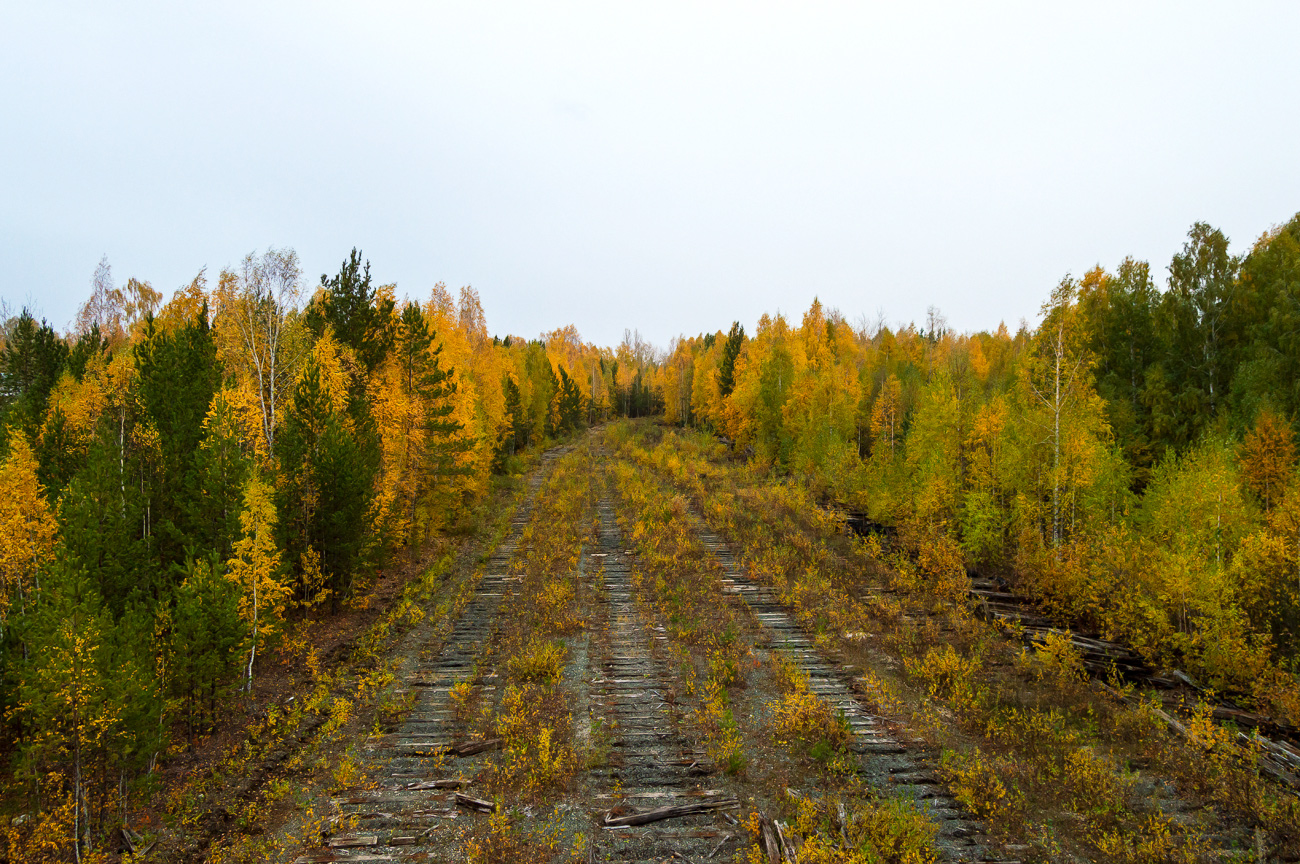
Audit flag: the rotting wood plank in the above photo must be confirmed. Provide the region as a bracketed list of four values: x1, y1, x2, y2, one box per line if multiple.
[601, 797, 740, 827]
[454, 792, 496, 813]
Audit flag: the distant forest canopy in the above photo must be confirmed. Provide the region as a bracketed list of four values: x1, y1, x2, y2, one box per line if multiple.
[2, 211, 1300, 841]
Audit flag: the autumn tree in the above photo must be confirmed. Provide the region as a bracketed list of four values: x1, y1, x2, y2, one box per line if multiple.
[1239, 407, 1297, 512]
[0, 437, 59, 634]
[1020, 276, 1108, 548]
[226, 475, 286, 692]
[215, 249, 306, 457]
[870, 374, 904, 458]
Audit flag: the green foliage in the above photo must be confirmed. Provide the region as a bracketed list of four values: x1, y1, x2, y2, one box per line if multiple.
[135, 308, 220, 568]
[717, 321, 744, 397]
[277, 356, 378, 608]
[309, 247, 395, 375]
[169, 554, 245, 744]
[0, 310, 68, 446]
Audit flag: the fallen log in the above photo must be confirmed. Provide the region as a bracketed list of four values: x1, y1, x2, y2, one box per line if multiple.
[601, 797, 739, 828]
[454, 792, 496, 813]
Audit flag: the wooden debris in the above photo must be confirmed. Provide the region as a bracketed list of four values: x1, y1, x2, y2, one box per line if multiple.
[329, 834, 379, 848]
[454, 792, 496, 813]
[451, 737, 502, 757]
[403, 778, 462, 790]
[707, 833, 735, 858]
[601, 797, 740, 827]
[774, 820, 798, 861]
[757, 814, 782, 864]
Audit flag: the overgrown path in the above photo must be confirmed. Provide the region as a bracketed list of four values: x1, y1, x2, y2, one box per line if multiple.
[292, 445, 569, 862]
[582, 497, 740, 861]
[693, 518, 992, 861]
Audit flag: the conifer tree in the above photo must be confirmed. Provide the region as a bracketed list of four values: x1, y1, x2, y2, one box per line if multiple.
[0, 310, 68, 446]
[556, 365, 583, 434]
[134, 308, 220, 567]
[310, 248, 396, 376]
[170, 554, 244, 744]
[502, 374, 528, 454]
[277, 352, 377, 607]
[189, 390, 249, 560]
[718, 321, 745, 398]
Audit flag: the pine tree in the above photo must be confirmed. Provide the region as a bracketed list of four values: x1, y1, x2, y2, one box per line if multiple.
[277, 353, 377, 607]
[189, 390, 250, 560]
[502, 375, 528, 454]
[170, 554, 244, 744]
[556, 366, 583, 435]
[310, 248, 396, 376]
[0, 310, 69, 446]
[134, 308, 220, 568]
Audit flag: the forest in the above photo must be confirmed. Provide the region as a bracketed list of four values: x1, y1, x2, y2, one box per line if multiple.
[2, 212, 1300, 862]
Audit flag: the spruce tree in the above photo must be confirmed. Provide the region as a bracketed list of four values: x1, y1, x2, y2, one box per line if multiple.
[718, 322, 745, 398]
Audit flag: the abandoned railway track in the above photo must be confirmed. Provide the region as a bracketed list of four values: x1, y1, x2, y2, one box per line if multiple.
[691, 520, 996, 862]
[583, 497, 742, 861]
[293, 448, 567, 863]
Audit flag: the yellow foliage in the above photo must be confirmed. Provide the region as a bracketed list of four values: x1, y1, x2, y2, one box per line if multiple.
[0, 437, 58, 626]
[226, 475, 289, 686]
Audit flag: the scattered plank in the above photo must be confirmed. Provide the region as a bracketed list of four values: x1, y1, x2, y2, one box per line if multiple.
[452, 737, 502, 757]
[403, 778, 463, 790]
[601, 797, 740, 828]
[454, 792, 496, 813]
[329, 834, 378, 848]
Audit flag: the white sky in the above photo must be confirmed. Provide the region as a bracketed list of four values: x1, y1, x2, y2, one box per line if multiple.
[2, 2, 1298, 348]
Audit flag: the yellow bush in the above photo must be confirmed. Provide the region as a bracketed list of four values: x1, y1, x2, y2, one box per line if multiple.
[507, 638, 567, 684]
[449, 680, 476, 723]
[778, 794, 940, 864]
[904, 644, 983, 717]
[941, 748, 1022, 827]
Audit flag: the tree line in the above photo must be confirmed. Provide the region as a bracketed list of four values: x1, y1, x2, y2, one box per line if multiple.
[0, 248, 656, 854]
[6, 211, 1300, 853]
[650, 213, 1300, 724]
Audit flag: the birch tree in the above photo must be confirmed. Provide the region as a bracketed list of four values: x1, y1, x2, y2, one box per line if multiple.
[1021, 277, 1107, 548]
[215, 249, 306, 458]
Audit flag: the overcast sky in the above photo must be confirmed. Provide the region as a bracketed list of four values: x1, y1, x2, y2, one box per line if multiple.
[2, 2, 1298, 347]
